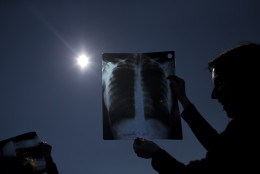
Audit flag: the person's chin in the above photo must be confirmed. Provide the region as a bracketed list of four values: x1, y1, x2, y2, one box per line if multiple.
[224, 108, 236, 118]
[221, 104, 227, 112]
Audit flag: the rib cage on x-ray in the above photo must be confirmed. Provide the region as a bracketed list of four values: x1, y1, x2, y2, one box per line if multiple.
[102, 51, 182, 140]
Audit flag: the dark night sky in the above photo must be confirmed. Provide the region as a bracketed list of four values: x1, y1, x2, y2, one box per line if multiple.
[1, 0, 260, 173]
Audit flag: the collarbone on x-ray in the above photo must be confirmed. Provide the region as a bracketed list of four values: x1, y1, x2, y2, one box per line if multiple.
[102, 51, 182, 140]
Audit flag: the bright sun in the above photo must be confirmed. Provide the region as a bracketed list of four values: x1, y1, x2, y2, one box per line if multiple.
[76, 54, 89, 69]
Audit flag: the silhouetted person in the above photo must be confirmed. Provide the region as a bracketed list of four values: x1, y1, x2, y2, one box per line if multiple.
[133, 42, 259, 174]
[1, 142, 58, 174]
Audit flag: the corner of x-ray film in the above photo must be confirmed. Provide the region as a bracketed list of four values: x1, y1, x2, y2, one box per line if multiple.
[0, 132, 47, 173]
[102, 51, 182, 140]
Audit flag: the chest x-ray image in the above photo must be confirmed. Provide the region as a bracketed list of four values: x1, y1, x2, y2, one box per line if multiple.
[102, 51, 182, 140]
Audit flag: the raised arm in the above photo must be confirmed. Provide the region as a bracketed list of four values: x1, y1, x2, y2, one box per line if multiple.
[167, 75, 219, 150]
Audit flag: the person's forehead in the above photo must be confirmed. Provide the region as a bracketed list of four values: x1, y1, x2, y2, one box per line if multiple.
[212, 68, 217, 79]
[212, 68, 223, 83]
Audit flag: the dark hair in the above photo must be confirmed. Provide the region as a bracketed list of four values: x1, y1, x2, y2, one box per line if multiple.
[208, 42, 260, 82]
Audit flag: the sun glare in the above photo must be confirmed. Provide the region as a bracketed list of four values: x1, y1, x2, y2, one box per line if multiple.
[76, 54, 89, 69]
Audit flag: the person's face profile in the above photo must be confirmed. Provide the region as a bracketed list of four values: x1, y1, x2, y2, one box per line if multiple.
[211, 68, 225, 100]
[211, 68, 240, 118]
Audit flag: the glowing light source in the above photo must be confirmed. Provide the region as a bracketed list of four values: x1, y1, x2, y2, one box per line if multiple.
[76, 54, 89, 69]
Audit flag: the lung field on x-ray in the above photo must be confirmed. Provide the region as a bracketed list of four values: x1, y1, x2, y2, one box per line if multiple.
[102, 52, 182, 140]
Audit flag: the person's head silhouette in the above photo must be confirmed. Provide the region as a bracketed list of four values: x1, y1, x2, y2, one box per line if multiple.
[208, 42, 260, 119]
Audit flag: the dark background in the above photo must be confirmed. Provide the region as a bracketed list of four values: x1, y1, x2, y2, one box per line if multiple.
[1, 0, 260, 173]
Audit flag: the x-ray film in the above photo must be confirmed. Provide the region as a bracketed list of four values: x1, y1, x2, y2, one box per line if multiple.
[102, 51, 182, 140]
[0, 132, 47, 173]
